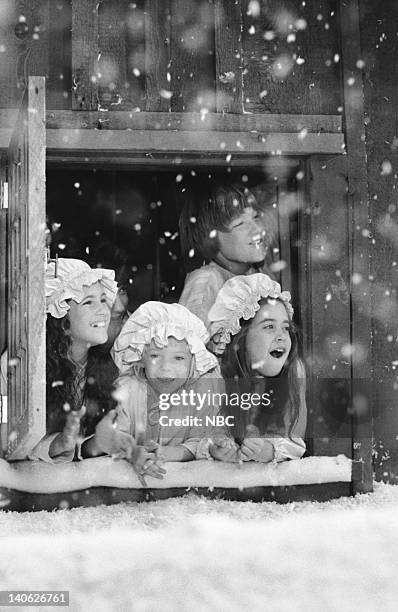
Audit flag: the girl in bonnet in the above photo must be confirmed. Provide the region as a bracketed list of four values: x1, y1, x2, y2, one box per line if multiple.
[112, 302, 225, 461]
[207, 273, 307, 464]
[33, 259, 162, 482]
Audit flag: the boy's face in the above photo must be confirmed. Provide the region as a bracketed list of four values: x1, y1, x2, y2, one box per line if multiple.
[217, 207, 267, 270]
[142, 337, 192, 395]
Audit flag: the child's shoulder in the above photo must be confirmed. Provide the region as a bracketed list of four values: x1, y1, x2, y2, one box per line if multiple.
[189, 363, 224, 389]
[115, 371, 147, 391]
[185, 262, 226, 286]
[179, 263, 231, 321]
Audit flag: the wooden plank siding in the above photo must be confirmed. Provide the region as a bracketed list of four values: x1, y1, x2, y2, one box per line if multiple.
[170, 0, 216, 112]
[1, 0, 346, 116]
[144, 0, 172, 112]
[241, 0, 342, 114]
[47, 0, 72, 110]
[214, 0, 244, 113]
[97, 0, 146, 110]
[340, 0, 372, 493]
[71, 0, 100, 110]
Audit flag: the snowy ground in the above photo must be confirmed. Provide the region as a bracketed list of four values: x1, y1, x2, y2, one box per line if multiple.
[0, 483, 397, 612]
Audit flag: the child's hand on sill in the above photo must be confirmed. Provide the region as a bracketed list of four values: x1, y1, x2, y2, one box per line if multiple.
[239, 438, 274, 463]
[131, 441, 167, 486]
[206, 332, 228, 356]
[49, 407, 85, 459]
[209, 437, 240, 462]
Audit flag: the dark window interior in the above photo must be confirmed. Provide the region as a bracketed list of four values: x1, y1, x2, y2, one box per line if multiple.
[46, 167, 301, 316]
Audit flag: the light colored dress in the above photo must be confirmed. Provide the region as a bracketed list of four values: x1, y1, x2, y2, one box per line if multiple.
[114, 366, 227, 459]
[179, 262, 256, 329]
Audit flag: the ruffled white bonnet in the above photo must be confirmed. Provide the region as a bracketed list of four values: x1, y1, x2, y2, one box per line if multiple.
[112, 301, 218, 375]
[46, 258, 118, 318]
[208, 273, 293, 343]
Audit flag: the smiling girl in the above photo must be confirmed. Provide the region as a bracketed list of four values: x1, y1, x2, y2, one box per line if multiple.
[32, 259, 162, 483]
[111, 302, 225, 462]
[207, 274, 307, 463]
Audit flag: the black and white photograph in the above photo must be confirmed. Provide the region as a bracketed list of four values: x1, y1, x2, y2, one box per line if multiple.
[0, 0, 397, 610]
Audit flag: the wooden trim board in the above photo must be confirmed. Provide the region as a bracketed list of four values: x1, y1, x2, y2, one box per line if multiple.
[0, 482, 353, 511]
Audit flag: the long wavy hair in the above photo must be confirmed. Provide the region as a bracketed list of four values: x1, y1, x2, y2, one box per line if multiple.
[220, 297, 305, 442]
[46, 314, 118, 436]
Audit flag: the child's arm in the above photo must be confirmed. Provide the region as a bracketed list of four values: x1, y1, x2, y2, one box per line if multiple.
[181, 368, 234, 459]
[160, 445, 194, 462]
[240, 436, 306, 462]
[30, 409, 84, 463]
[240, 438, 274, 462]
[80, 409, 135, 459]
[209, 437, 240, 462]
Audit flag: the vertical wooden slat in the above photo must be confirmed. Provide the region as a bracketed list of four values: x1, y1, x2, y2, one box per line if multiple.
[144, 0, 171, 111]
[241, 0, 341, 115]
[215, 0, 243, 113]
[0, 194, 7, 357]
[0, 0, 19, 108]
[340, 0, 373, 494]
[7, 76, 46, 460]
[47, 0, 72, 109]
[71, 0, 100, 110]
[23, 0, 50, 83]
[97, 0, 146, 110]
[359, 0, 398, 485]
[306, 155, 353, 462]
[170, 0, 216, 112]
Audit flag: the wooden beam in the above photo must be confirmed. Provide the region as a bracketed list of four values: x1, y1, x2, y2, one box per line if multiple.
[1, 108, 343, 133]
[45, 153, 300, 169]
[45, 110, 343, 132]
[45, 128, 344, 155]
[71, 0, 100, 110]
[215, 0, 243, 113]
[0, 482, 353, 510]
[340, 0, 373, 494]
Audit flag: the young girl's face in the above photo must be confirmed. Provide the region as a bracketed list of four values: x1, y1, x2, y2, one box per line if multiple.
[142, 337, 192, 395]
[245, 300, 292, 377]
[217, 207, 266, 270]
[68, 282, 111, 355]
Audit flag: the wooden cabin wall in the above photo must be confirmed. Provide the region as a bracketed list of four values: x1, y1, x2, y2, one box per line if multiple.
[1, 0, 397, 483]
[0, 0, 343, 115]
[360, 0, 398, 484]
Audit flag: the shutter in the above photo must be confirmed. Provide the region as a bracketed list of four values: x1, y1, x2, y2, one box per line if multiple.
[6, 76, 46, 460]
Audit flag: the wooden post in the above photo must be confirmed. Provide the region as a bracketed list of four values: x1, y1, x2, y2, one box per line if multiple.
[7, 77, 46, 460]
[340, 0, 373, 493]
[304, 155, 353, 462]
